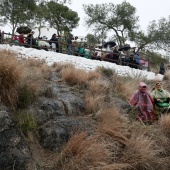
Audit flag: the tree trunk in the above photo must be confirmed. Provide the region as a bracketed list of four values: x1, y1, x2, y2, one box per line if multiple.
[38, 26, 41, 38]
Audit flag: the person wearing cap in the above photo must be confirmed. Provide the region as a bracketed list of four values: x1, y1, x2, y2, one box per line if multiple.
[151, 82, 170, 110]
[130, 82, 154, 124]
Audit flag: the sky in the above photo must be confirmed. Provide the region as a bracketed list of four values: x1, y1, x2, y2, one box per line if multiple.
[1, 0, 170, 38]
[68, 0, 170, 37]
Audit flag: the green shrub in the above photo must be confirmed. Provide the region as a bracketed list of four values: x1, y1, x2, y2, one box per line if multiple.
[17, 86, 35, 109]
[97, 66, 115, 78]
[17, 111, 37, 136]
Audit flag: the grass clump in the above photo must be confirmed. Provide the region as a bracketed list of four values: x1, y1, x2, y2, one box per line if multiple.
[55, 132, 111, 170]
[17, 86, 35, 109]
[0, 50, 25, 107]
[159, 115, 170, 138]
[97, 66, 115, 78]
[17, 111, 37, 136]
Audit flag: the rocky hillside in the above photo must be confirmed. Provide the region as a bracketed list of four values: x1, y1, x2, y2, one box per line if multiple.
[0, 49, 170, 170]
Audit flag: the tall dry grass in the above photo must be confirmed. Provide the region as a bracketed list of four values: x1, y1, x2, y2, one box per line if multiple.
[159, 115, 170, 138]
[58, 65, 101, 89]
[55, 107, 167, 170]
[0, 50, 49, 109]
[52, 62, 75, 73]
[85, 79, 111, 114]
[0, 50, 25, 107]
[55, 132, 111, 170]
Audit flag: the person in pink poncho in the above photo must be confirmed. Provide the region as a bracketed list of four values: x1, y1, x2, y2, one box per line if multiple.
[130, 82, 155, 124]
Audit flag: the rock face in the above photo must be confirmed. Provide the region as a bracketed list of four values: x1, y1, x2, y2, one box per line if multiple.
[20, 71, 95, 151]
[28, 81, 95, 151]
[0, 104, 31, 170]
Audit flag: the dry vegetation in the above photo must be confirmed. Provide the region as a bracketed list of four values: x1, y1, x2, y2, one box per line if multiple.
[51, 63, 170, 170]
[1, 50, 170, 170]
[0, 50, 52, 108]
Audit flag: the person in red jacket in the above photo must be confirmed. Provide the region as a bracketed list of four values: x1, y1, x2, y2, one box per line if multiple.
[130, 82, 155, 124]
[18, 33, 25, 46]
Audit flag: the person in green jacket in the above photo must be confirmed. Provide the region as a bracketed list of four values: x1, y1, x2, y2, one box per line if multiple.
[84, 49, 90, 59]
[79, 46, 85, 57]
[152, 82, 170, 114]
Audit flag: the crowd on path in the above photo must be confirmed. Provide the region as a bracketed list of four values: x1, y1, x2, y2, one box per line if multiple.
[1, 31, 167, 73]
[11, 32, 144, 69]
[130, 81, 170, 125]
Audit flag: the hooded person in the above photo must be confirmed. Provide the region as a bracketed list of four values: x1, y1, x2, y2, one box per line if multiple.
[152, 82, 170, 108]
[130, 82, 154, 124]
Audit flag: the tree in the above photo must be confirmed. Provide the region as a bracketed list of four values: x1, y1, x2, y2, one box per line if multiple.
[37, 0, 71, 4]
[16, 26, 31, 34]
[83, 1, 139, 45]
[45, 1, 79, 36]
[0, 0, 36, 36]
[85, 34, 98, 45]
[31, 2, 48, 37]
[131, 16, 170, 57]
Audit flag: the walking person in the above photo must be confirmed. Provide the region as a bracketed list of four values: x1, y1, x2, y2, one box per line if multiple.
[67, 34, 73, 55]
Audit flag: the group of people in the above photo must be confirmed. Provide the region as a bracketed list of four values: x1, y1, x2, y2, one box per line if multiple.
[11, 32, 146, 70]
[130, 81, 170, 124]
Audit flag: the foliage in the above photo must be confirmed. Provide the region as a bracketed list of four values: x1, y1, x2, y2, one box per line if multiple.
[85, 33, 98, 45]
[16, 26, 32, 34]
[97, 66, 115, 78]
[142, 50, 168, 70]
[131, 15, 170, 56]
[0, 0, 36, 34]
[83, 1, 139, 45]
[30, 2, 48, 37]
[37, 0, 71, 4]
[17, 111, 37, 136]
[45, 1, 79, 36]
[17, 86, 35, 109]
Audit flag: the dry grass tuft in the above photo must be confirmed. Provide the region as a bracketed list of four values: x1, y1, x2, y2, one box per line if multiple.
[56, 132, 111, 170]
[52, 62, 75, 73]
[120, 134, 158, 170]
[21, 66, 45, 95]
[85, 94, 107, 114]
[111, 75, 141, 100]
[88, 79, 111, 96]
[0, 50, 25, 107]
[97, 108, 128, 131]
[87, 70, 101, 80]
[85, 79, 111, 114]
[159, 114, 170, 138]
[60, 67, 90, 86]
[27, 58, 46, 67]
[0, 50, 47, 108]
[39, 63, 53, 80]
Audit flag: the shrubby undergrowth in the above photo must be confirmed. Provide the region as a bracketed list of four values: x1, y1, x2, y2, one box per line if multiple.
[1, 50, 170, 170]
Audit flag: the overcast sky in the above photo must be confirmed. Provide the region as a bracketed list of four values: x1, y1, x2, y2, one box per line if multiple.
[68, 0, 170, 37]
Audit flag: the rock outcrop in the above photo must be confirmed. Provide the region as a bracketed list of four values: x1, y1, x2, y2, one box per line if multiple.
[0, 104, 31, 170]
